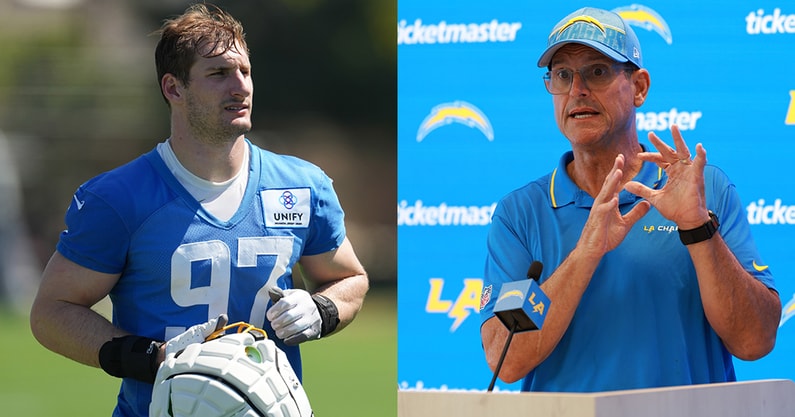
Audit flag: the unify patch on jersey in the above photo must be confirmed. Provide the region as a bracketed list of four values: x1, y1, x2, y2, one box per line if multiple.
[261, 188, 311, 228]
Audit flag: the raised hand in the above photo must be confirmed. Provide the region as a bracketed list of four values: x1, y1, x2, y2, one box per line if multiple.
[578, 154, 651, 259]
[624, 124, 710, 229]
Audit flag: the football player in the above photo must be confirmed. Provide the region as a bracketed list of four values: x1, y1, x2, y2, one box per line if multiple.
[29, 4, 368, 416]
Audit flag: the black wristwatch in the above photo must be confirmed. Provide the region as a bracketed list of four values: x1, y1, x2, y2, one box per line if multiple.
[678, 210, 719, 245]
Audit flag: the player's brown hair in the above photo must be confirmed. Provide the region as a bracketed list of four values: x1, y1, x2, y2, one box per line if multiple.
[153, 3, 249, 104]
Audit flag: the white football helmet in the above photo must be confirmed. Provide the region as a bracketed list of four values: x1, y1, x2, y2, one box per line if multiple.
[150, 322, 313, 417]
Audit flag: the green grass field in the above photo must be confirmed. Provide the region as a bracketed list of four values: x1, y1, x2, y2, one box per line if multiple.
[0, 288, 396, 417]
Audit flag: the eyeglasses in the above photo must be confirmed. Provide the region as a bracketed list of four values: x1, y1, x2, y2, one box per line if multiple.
[543, 63, 634, 95]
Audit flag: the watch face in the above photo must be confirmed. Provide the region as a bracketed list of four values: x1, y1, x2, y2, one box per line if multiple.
[708, 210, 719, 227]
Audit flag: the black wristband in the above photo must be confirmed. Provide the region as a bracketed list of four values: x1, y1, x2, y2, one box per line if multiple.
[678, 210, 720, 245]
[311, 294, 340, 337]
[98, 335, 163, 383]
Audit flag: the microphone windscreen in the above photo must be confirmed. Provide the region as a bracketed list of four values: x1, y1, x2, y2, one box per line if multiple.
[527, 261, 543, 281]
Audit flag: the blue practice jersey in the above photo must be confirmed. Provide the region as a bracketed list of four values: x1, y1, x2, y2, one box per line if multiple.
[57, 140, 346, 416]
[480, 151, 776, 392]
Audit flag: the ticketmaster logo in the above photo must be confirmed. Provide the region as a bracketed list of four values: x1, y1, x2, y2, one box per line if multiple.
[746, 9, 795, 34]
[636, 108, 702, 132]
[747, 199, 795, 225]
[397, 19, 522, 45]
[398, 200, 496, 226]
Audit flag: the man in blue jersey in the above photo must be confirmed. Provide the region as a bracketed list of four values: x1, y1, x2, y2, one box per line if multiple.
[30, 4, 368, 416]
[480, 7, 780, 392]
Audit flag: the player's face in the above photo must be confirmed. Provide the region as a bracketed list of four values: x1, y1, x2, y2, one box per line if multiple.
[549, 44, 637, 148]
[184, 41, 253, 144]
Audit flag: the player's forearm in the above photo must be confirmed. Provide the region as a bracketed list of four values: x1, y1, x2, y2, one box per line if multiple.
[314, 272, 369, 334]
[689, 233, 780, 359]
[30, 298, 126, 368]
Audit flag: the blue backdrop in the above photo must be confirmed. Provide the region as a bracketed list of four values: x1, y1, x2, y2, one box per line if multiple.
[398, 1, 795, 391]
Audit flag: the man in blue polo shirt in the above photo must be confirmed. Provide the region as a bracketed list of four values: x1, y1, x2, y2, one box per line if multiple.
[479, 7, 780, 392]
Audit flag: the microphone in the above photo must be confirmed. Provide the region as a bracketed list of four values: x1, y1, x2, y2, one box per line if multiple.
[487, 261, 549, 391]
[493, 261, 546, 332]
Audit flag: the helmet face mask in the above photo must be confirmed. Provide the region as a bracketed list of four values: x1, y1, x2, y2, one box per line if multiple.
[150, 329, 313, 417]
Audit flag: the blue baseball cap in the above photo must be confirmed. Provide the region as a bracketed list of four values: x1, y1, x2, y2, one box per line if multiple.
[537, 7, 642, 68]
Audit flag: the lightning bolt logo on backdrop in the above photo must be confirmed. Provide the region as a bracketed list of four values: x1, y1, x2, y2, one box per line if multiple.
[416, 101, 495, 142]
[614, 4, 673, 44]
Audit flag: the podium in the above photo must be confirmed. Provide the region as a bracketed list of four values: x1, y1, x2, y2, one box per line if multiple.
[398, 379, 795, 417]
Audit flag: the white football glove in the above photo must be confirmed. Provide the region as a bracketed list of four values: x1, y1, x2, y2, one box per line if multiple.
[150, 329, 313, 417]
[164, 314, 229, 356]
[266, 288, 321, 346]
